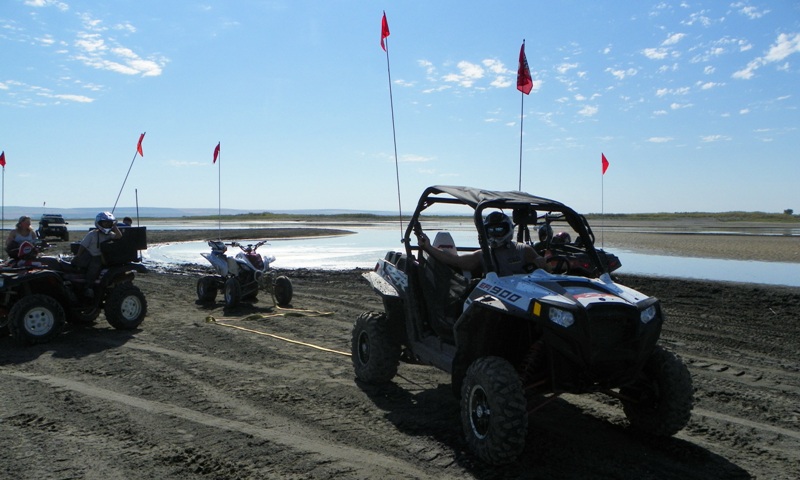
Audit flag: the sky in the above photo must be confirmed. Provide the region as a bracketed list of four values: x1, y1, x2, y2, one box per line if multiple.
[1, 1, 798, 215]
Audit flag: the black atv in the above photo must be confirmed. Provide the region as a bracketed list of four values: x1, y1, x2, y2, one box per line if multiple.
[352, 186, 693, 465]
[0, 227, 148, 345]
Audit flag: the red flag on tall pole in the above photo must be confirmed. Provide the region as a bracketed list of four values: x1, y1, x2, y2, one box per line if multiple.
[137, 132, 146, 157]
[380, 11, 390, 51]
[602, 153, 610, 175]
[517, 41, 533, 95]
[0, 151, 5, 168]
[213, 142, 220, 163]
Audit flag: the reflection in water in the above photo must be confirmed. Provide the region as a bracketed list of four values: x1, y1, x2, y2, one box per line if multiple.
[144, 227, 800, 288]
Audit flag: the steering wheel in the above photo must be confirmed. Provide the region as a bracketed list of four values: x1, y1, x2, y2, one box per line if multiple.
[546, 255, 570, 274]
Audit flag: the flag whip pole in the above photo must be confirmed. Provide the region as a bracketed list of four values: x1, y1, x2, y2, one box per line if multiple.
[1, 163, 4, 235]
[217, 144, 221, 240]
[113, 132, 145, 214]
[518, 86, 525, 191]
[382, 12, 403, 240]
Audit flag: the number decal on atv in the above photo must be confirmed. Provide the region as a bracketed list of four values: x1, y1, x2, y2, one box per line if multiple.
[477, 281, 522, 303]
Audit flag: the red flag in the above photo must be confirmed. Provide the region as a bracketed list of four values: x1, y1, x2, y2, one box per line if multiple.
[213, 142, 220, 164]
[0, 151, 5, 168]
[517, 41, 533, 95]
[380, 12, 390, 51]
[137, 132, 146, 157]
[602, 153, 610, 175]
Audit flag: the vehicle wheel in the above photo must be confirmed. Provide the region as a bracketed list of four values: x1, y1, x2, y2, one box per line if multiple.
[224, 277, 241, 308]
[273, 275, 293, 306]
[197, 276, 218, 303]
[104, 283, 147, 330]
[8, 294, 66, 345]
[620, 345, 694, 436]
[351, 311, 401, 383]
[0, 316, 10, 337]
[460, 356, 528, 465]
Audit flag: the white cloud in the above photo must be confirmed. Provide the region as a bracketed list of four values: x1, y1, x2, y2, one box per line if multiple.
[556, 62, 579, 74]
[401, 154, 434, 163]
[700, 134, 731, 142]
[740, 108, 750, 114]
[643, 48, 669, 60]
[578, 105, 598, 117]
[662, 33, 686, 46]
[698, 81, 722, 89]
[733, 32, 800, 79]
[605, 67, 638, 80]
[670, 102, 693, 109]
[443, 61, 485, 88]
[24, 0, 68, 11]
[36, 92, 94, 103]
[704, 65, 715, 74]
[647, 137, 674, 143]
[733, 3, 770, 19]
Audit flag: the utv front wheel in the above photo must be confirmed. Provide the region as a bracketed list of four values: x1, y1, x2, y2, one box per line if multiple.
[9, 294, 66, 345]
[461, 356, 528, 465]
[105, 283, 147, 330]
[620, 345, 694, 436]
[197, 276, 218, 303]
[273, 275, 293, 306]
[351, 312, 401, 383]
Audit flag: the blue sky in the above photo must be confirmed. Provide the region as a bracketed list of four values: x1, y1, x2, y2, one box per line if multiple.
[1, 1, 798, 215]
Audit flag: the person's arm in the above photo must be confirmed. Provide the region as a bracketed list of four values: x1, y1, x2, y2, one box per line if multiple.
[110, 225, 123, 239]
[524, 245, 548, 271]
[418, 232, 482, 272]
[6, 230, 15, 248]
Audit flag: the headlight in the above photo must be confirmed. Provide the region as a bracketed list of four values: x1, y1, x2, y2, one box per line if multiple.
[640, 305, 657, 324]
[549, 307, 575, 328]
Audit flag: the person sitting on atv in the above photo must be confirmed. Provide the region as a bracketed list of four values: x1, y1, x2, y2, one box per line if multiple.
[5, 215, 38, 258]
[75, 211, 122, 298]
[417, 211, 547, 276]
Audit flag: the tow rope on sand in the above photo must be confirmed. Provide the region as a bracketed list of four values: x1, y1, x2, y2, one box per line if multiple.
[205, 307, 349, 357]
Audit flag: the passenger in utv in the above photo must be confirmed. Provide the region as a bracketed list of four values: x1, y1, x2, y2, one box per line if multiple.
[76, 211, 123, 298]
[417, 211, 547, 276]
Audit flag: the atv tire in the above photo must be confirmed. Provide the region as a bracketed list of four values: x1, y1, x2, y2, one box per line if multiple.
[8, 294, 66, 345]
[197, 276, 218, 303]
[351, 311, 401, 383]
[620, 345, 694, 436]
[104, 283, 147, 330]
[273, 275, 293, 306]
[68, 306, 101, 326]
[224, 277, 242, 308]
[461, 356, 528, 465]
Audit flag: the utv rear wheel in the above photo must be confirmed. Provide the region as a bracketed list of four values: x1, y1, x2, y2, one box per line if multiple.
[620, 345, 693, 436]
[224, 277, 242, 307]
[461, 356, 528, 465]
[351, 311, 401, 383]
[105, 283, 147, 330]
[197, 276, 218, 303]
[9, 294, 66, 345]
[273, 275, 293, 306]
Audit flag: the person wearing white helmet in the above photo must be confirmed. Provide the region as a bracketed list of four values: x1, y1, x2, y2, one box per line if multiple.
[417, 211, 547, 276]
[74, 211, 123, 298]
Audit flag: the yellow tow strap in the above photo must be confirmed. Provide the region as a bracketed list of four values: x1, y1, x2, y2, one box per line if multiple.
[205, 306, 349, 357]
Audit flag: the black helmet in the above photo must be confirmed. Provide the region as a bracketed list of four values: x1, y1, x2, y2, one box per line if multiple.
[484, 211, 513, 248]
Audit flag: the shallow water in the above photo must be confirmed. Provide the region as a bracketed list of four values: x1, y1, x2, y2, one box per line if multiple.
[143, 225, 800, 288]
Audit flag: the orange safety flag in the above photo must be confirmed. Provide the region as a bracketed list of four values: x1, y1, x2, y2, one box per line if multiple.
[213, 142, 220, 164]
[0, 150, 5, 167]
[602, 153, 610, 175]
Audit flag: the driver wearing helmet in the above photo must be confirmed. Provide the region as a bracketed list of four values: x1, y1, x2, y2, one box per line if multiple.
[417, 211, 547, 276]
[75, 211, 123, 298]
